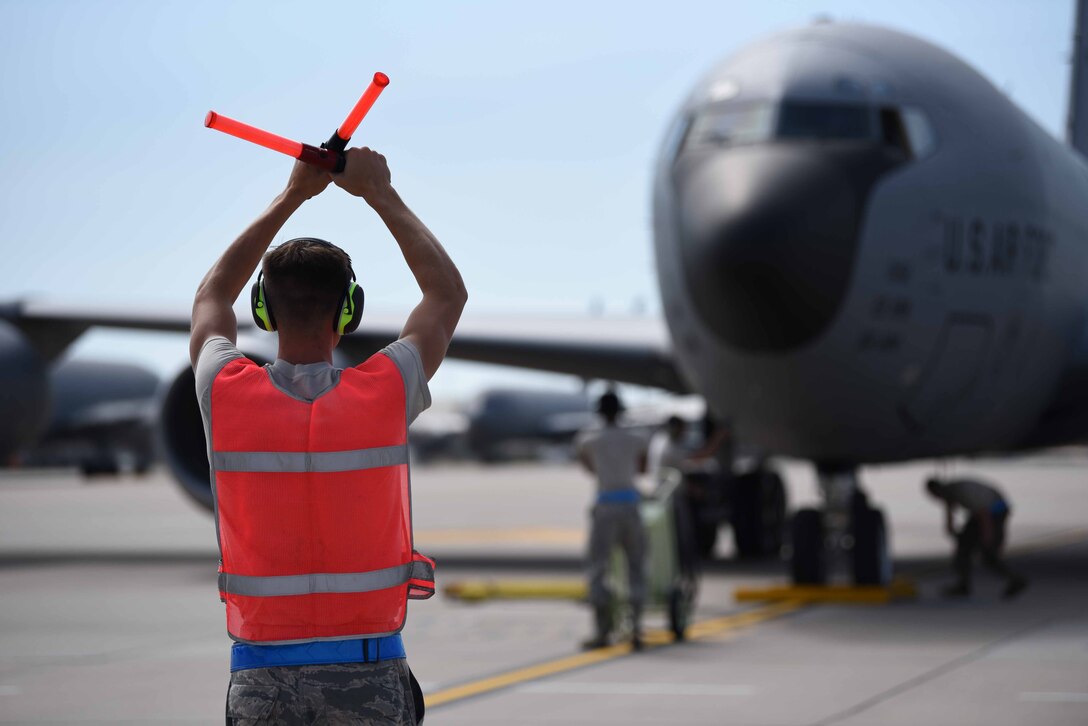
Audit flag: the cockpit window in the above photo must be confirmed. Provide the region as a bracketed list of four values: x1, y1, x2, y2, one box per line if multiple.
[678, 100, 936, 159]
[685, 102, 775, 150]
[776, 102, 875, 141]
[900, 107, 937, 158]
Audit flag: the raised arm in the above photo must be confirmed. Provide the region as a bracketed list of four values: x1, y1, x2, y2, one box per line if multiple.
[189, 162, 331, 367]
[333, 147, 467, 380]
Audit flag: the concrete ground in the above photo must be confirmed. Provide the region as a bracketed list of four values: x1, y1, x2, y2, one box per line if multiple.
[0, 455, 1085, 724]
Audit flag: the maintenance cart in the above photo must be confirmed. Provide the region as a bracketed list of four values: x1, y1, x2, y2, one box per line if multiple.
[606, 468, 700, 641]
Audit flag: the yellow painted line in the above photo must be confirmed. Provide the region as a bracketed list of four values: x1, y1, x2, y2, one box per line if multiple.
[445, 578, 586, 602]
[735, 577, 918, 605]
[425, 528, 1088, 710]
[414, 527, 584, 546]
[425, 599, 803, 709]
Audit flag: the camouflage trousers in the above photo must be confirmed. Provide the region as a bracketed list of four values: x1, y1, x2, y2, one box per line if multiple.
[225, 660, 424, 725]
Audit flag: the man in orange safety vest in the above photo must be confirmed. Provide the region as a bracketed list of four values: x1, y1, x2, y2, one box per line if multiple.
[190, 149, 466, 724]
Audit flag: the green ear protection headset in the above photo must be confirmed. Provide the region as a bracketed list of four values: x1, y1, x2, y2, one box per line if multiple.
[250, 238, 365, 335]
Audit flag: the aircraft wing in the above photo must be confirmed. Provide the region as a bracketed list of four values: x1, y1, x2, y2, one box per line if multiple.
[2, 301, 690, 394]
[2, 301, 201, 360]
[339, 314, 690, 394]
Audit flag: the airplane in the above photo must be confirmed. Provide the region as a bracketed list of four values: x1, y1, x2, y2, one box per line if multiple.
[17, 359, 159, 475]
[464, 388, 593, 462]
[461, 387, 704, 463]
[402, 388, 592, 464]
[3, 14, 1087, 585]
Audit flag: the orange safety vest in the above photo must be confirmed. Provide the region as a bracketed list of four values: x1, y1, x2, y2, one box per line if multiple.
[208, 352, 435, 645]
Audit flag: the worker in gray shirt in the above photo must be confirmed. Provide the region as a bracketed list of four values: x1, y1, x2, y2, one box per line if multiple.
[925, 476, 1028, 599]
[575, 391, 649, 650]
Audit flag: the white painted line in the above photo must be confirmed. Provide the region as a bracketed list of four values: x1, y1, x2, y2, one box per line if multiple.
[518, 682, 756, 697]
[1019, 692, 1088, 703]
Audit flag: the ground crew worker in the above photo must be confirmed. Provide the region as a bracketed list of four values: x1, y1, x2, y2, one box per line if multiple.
[189, 149, 466, 724]
[925, 476, 1028, 599]
[575, 391, 649, 650]
[649, 415, 732, 482]
[649, 415, 690, 483]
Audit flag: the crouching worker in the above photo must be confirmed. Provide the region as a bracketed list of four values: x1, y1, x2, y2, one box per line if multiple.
[576, 391, 649, 651]
[189, 149, 466, 724]
[925, 476, 1028, 600]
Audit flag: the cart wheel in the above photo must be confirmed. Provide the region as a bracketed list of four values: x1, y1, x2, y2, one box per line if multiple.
[668, 585, 694, 641]
[790, 508, 826, 584]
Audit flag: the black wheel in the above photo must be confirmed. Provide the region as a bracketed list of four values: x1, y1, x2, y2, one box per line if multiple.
[672, 488, 702, 578]
[790, 508, 826, 584]
[732, 469, 788, 559]
[668, 583, 695, 641]
[694, 519, 719, 558]
[852, 506, 891, 585]
[80, 454, 119, 477]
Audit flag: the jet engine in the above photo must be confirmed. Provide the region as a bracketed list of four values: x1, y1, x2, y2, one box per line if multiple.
[159, 346, 273, 511]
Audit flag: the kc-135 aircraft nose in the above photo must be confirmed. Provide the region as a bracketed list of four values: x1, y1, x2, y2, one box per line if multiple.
[674, 144, 903, 353]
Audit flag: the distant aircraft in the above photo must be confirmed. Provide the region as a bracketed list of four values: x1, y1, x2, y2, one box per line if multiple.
[17, 359, 158, 475]
[465, 388, 592, 462]
[3, 14, 1088, 584]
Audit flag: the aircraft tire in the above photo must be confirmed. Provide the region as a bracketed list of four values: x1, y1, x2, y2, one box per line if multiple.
[695, 519, 719, 558]
[852, 506, 891, 585]
[668, 583, 695, 641]
[790, 508, 826, 584]
[732, 469, 787, 559]
[80, 454, 120, 477]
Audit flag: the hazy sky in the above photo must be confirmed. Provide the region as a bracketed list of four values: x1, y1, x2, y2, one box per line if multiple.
[0, 0, 1073, 400]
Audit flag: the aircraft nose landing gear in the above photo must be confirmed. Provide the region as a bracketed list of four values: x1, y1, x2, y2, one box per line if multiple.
[790, 465, 892, 586]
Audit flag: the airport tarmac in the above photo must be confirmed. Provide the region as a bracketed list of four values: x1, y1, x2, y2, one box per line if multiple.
[0, 456, 1086, 724]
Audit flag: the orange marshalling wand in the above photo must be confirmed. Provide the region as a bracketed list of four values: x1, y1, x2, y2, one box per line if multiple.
[326, 72, 390, 152]
[204, 72, 390, 172]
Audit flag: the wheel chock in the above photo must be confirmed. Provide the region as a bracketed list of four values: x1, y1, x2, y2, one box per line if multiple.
[444, 579, 588, 602]
[734, 577, 917, 604]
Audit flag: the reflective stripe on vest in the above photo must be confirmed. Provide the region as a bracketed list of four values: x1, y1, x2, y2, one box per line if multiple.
[209, 354, 434, 645]
[212, 445, 408, 473]
[219, 558, 436, 597]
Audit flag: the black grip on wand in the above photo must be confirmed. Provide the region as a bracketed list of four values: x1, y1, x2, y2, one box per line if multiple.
[323, 132, 349, 154]
[298, 143, 346, 173]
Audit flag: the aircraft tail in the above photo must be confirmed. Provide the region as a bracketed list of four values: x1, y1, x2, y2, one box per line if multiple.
[1068, 0, 1088, 154]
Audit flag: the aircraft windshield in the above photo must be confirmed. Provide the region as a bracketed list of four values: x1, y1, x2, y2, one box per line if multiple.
[776, 102, 875, 141]
[683, 100, 879, 154]
[685, 102, 775, 149]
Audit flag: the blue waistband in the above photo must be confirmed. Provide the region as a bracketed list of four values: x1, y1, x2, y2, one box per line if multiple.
[597, 489, 640, 505]
[230, 634, 405, 672]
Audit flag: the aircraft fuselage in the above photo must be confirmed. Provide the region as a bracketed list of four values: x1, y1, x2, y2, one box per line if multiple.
[653, 23, 1088, 463]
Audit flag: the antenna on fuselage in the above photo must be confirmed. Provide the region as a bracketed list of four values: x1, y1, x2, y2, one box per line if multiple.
[1066, 0, 1088, 155]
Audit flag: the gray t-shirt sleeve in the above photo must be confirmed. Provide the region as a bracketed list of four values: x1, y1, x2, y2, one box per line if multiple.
[380, 339, 432, 424]
[575, 430, 596, 459]
[194, 336, 245, 405]
[193, 337, 245, 468]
